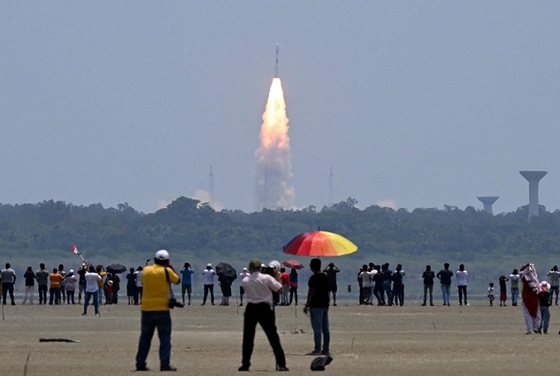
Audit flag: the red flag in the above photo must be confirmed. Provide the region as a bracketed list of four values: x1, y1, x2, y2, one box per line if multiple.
[71, 244, 81, 255]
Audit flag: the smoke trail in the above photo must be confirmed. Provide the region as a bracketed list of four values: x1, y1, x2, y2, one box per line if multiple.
[255, 77, 295, 210]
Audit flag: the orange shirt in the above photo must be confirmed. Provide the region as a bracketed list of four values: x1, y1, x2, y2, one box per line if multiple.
[49, 273, 64, 288]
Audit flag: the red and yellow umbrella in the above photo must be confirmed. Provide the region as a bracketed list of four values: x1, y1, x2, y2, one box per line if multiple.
[283, 231, 358, 257]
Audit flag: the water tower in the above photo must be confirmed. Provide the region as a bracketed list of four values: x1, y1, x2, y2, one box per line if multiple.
[519, 171, 547, 219]
[477, 196, 499, 214]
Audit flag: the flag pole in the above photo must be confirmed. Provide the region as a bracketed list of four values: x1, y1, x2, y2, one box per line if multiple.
[72, 244, 87, 265]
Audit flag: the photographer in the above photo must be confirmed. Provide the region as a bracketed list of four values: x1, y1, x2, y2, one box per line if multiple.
[135, 250, 180, 372]
[239, 258, 288, 372]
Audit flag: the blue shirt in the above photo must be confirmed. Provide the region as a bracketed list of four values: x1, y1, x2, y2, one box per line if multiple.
[180, 268, 194, 285]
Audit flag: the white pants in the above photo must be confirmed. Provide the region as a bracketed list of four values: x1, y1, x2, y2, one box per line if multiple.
[522, 300, 541, 333]
[22, 286, 34, 304]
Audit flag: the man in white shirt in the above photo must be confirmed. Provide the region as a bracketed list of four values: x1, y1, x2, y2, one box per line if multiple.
[239, 258, 287, 372]
[359, 265, 372, 305]
[83, 265, 102, 316]
[456, 264, 469, 306]
[1, 263, 17, 305]
[202, 263, 215, 306]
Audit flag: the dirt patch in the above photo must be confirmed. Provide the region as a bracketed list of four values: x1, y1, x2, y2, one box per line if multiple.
[0, 300, 556, 375]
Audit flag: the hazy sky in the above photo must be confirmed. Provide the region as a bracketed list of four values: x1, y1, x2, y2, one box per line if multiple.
[1, 2, 559, 214]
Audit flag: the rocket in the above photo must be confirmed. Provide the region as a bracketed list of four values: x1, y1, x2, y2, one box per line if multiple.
[274, 44, 279, 77]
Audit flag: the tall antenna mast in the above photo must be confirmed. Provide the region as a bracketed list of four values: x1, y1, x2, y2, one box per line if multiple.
[209, 165, 214, 209]
[263, 165, 269, 210]
[274, 44, 279, 77]
[328, 166, 333, 206]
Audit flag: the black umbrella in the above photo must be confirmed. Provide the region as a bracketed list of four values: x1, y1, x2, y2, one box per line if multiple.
[215, 262, 237, 283]
[106, 264, 127, 274]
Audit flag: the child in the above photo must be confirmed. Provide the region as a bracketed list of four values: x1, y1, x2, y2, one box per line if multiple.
[499, 275, 509, 306]
[488, 283, 495, 306]
[539, 281, 551, 334]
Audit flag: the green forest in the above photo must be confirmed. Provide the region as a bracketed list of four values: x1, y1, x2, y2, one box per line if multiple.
[1, 197, 559, 296]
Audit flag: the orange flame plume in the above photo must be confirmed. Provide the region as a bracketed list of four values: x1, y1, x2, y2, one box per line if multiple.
[255, 78, 295, 210]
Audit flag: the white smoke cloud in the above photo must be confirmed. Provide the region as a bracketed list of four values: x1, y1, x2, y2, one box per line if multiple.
[155, 190, 223, 212]
[376, 199, 399, 210]
[157, 199, 171, 210]
[193, 189, 224, 211]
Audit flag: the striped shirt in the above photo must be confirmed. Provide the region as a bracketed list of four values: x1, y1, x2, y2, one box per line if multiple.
[547, 270, 560, 287]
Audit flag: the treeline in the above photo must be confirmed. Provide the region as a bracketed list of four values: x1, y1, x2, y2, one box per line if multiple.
[1, 197, 560, 286]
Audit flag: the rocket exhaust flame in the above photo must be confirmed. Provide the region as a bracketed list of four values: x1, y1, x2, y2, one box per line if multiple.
[255, 77, 294, 210]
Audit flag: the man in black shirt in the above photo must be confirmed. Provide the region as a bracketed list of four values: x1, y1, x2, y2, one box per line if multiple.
[77, 263, 87, 304]
[437, 263, 453, 306]
[372, 265, 386, 306]
[323, 263, 340, 306]
[422, 265, 435, 306]
[304, 258, 330, 356]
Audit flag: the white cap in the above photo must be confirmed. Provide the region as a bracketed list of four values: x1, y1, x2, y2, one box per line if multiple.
[243, 267, 248, 272]
[69, 269, 74, 273]
[207, 263, 212, 267]
[155, 249, 170, 261]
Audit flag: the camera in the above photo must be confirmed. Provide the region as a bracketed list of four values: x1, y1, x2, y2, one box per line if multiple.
[168, 298, 184, 309]
[264, 266, 275, 277]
